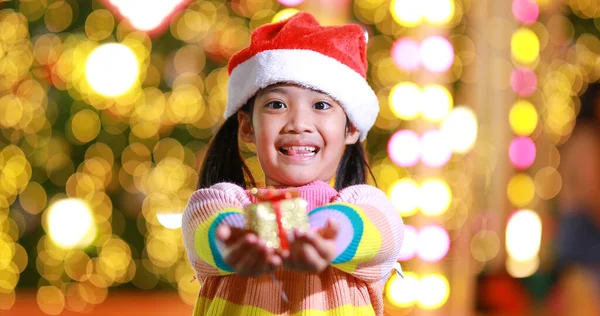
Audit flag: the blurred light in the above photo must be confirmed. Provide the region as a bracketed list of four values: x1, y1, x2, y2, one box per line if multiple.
[511, 28, 539, 64]
[509, 100, 538, 136]
[272, 8, 299, 23]
[388, 130, 420, 167]
[423, 0, 455, 24]
[420, 36, 454, 73]
[506, 256, 539, 278]
[104, 0, 187, 31]
[390, 0, 422, 27]
[510, 68, 537, 97]
[417, 225, 450, 262]
[419, 179, 452, 216]
[506, 210, 542, 261]
[37, 286, 65, 315]
[507, 174, 535, 207]
[397, 225, 417, 260]
[386, 271, 419, 307]
[513, 0, 539, 25]
[46, 199, 96, 249]
[71, 110, 102, 143]
[389, 179, 420, 217]
[508, 137, 536, 169]
[85, 43, 139, 97]
[85, 9, 115, 42]
[470, 230, 501, 262]
[440, 106, 478, 154]
[391, 38, 421, 71]
[45, 1, 74, 33]
[389, 82, 421, 120]
[157, 213, 183, 229]
[417, 274, 450, 309]
[420, 130, 452, 167]
[278, 0, 305, 6]
[421, 85, 453, 122]
[535, 167, 562, 200]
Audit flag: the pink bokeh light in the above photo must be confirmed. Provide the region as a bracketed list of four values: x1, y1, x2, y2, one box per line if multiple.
[420, 130, 452, 167]
[512, 0, 539, 25]
[388, 130, 420, 167]
[510, 68, 537, 97]
[277, 0, 305, 6]
[397, 225, 418, 261]
[509, 136, 536, 169]
[417, 225, 451, 262]
[420, 36, 454, 73]
[391, 38, 421, 71]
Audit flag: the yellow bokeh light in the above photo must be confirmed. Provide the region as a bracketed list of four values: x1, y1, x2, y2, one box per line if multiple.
[511, 28, 540, 64]
[388, 178, 420, 217]
[71, 109, 101, 143]
[417, 274, 450, 309]
[423, 0, 455, 24]
[507, 174, 535, 207]
[419, 179, 452, 216]
[386, 271, 419, 307]
[535, 167, 562, 200]
[506, 256, 539, 279]
[509, 100, 538, 136]
[389, 82, 421, 120]
[272, 9, 299, 23]
[37, 286, 65, 315]
[44, 1, 73, 33]
[85, 9, 115, 42]
[421, 85, 453, 122]
[390, 0, 422, 27]
[506, 210, 542, 261]
[46, 198, 96, 249]
[85, 43, 139, 97]
[440, 106, 478, 154]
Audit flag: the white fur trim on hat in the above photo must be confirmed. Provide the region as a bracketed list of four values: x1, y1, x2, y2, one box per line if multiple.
[224, 49, 379, 141]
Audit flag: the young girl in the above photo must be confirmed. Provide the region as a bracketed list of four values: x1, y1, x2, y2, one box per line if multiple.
[182, 12, 404, 316]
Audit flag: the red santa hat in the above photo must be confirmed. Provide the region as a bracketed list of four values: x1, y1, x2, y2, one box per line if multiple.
[224, 12, 379, 141]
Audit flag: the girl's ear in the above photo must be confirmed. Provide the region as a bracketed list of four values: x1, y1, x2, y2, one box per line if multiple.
[238, 111, 255, 143]
[345, 123, 360, 145]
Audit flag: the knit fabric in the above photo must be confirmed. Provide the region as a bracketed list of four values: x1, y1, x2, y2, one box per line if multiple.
[182, 180, 404, 315]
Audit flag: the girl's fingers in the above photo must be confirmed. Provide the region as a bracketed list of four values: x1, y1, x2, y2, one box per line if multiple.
[225, 233, 257, 265]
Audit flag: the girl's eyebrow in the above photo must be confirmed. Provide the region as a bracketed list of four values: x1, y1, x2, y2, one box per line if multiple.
[259, 87, 289, 96]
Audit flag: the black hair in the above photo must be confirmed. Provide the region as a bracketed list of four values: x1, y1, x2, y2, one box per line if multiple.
[198, 98, 376, 190]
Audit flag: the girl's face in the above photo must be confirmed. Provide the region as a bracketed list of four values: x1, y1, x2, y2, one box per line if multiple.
[238, 83, 360, 187]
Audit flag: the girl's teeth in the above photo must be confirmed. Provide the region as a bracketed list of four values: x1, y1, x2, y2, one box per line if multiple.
[280, 146, 317, 156]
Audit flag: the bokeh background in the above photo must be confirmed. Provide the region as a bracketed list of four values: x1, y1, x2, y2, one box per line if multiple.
[0, 0, 599, 315]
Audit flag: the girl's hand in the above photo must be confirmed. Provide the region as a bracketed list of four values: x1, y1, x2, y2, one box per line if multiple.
[283, 219, 339, 273]
[216, 225, 282, 277]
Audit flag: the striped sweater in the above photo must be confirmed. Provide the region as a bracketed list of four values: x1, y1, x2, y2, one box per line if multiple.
[182, 180, 404, 315]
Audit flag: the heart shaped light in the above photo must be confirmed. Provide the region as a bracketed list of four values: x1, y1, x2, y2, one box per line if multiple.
[102, 0, 189, 34]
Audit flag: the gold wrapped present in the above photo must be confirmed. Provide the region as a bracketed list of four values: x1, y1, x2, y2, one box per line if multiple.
[245, 188, 309, 251]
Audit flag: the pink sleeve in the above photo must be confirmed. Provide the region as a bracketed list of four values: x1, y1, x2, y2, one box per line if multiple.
[308, 185, 404, 282]
[181, 183, 251, 280]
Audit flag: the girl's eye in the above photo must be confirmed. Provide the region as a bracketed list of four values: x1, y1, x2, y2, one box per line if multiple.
[314, 101, 331, 110]
[266, 101, 286, 109]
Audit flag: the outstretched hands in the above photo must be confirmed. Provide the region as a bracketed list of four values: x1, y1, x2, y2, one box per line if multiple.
[217, 219, 339, 277]
[282, 218, 339, 273]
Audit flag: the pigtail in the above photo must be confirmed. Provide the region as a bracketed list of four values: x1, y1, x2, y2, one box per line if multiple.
[335, 141, 376, 190]
[198, 102, 256, 189]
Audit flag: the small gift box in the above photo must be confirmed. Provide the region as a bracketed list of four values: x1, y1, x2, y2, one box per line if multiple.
[244, 188, 309, 251]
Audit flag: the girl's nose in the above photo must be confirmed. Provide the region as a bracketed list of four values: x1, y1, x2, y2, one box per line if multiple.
[283, 106, 315, 134]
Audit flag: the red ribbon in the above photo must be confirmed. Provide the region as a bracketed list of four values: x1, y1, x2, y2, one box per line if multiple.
[252, 188, 299, 252]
